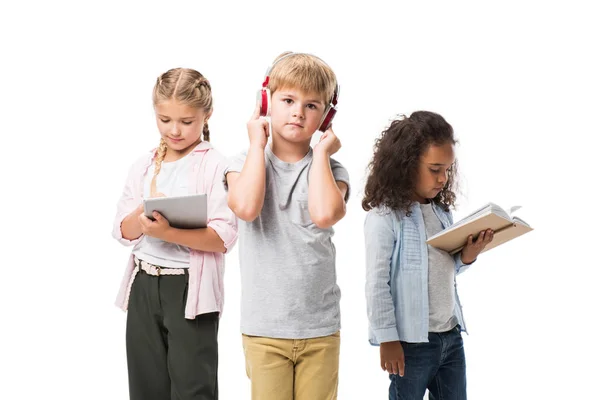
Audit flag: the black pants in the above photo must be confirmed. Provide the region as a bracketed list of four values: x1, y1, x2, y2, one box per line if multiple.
[126, 269, 219, 400]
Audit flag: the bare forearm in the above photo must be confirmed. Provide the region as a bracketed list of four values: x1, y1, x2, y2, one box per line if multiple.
[308, 151, 346, 228]
[228, 145, 267, 221]
[121, 210, 143, 240]
[162, 227, 226, 253]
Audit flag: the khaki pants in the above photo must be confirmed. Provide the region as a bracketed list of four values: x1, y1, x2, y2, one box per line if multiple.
[242, 332, 340, 400]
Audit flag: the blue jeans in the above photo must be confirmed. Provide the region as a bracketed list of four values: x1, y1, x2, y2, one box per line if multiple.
[389, 325, 466, 400]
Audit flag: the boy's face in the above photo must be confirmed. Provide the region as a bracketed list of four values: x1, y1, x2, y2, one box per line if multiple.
[269, 87, 326, 143]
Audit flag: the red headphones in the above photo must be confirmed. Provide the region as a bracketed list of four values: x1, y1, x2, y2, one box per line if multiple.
[258, 53, 339, 132]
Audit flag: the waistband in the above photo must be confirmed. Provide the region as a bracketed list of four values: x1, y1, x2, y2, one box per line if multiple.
[134, 256, 186, 276]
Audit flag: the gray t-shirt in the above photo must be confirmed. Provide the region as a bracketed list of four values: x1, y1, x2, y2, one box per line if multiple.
[420, 203, 458, 333]
[224, 145, 350, 339]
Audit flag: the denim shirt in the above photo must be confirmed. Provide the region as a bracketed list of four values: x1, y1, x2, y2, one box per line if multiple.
[364, 202, 471, 344]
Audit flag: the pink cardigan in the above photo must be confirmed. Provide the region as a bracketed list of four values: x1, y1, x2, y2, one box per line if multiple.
[112, 141, 238, 319]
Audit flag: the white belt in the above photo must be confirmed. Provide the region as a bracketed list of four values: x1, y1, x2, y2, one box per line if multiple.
[134, 256, 186, 276]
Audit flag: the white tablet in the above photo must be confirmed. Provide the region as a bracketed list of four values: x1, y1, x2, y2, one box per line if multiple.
[143, 194, 207, 229]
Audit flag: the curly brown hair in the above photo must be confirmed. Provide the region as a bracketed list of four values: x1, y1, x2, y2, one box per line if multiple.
[362, 111, 459, 215]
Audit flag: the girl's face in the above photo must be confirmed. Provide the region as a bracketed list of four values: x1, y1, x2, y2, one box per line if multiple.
[413, 142, 455, 204]
[155, 99, 210, 157]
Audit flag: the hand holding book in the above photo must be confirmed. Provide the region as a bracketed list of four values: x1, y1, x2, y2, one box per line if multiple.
[460, 229, 494, 264]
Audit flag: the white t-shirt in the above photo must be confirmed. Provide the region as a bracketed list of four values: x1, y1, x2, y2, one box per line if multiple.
[133, 154, 196, 268]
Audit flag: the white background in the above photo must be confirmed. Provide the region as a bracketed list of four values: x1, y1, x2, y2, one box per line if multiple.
[2, 1, 598, 399]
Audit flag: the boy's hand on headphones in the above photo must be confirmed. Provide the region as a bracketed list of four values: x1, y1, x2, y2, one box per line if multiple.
[247, 103, 269, 149]
[380, 341, 405, 376]
[138, 211, 172, 240]
[314, 127, 341, 156]
[461, 229, 494, 264]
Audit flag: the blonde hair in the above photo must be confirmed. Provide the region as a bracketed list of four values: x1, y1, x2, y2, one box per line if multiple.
[267, 52, 337, 105]
[150, 68, 213, 196]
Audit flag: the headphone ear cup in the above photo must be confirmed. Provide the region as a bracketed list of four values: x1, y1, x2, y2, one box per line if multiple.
[256, 90, 264, 115]
[265, 88, 271, 116]
[258, 88, 271, 117]
[319, 107, 337, 132]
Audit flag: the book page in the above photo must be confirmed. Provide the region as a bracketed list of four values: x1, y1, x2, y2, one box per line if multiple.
[490, 204, 511, 220]
[451, 203, 494, 227]
[512, 216, 531, 228]
[431, 202, 512, 240]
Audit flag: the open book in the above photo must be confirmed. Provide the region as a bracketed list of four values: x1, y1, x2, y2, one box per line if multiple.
[426, 203, 533, 255]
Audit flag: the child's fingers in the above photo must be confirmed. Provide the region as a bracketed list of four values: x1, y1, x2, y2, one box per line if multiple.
[381, 358, 386, 371]
[138, 215, 151, 232]
[399, 359, 405, 377]
[386, 362, 394, 374]
[483, 232, 494, 246]
[477, 231, 485, 244]
[252, 102, 261, 120]
[261, 118, 270, 136]
[382, 360, 390, 374]
[391, 361, 399, 375]
[483, 229, 492, 243]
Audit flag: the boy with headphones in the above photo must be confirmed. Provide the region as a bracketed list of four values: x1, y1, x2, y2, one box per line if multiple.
[225, 52, 349, 400]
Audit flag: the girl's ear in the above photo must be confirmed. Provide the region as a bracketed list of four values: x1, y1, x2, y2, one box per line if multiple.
[205, 109, 213, 122]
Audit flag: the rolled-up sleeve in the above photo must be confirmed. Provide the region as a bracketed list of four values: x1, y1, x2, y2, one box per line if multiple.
[330, 158, 351, 203]
[222, 151, 247, 191]
[112, 161, 143, 246]
[454, 253, 472, 275]
[208, 160, 238, 253]
[364, 210, 400, 344]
